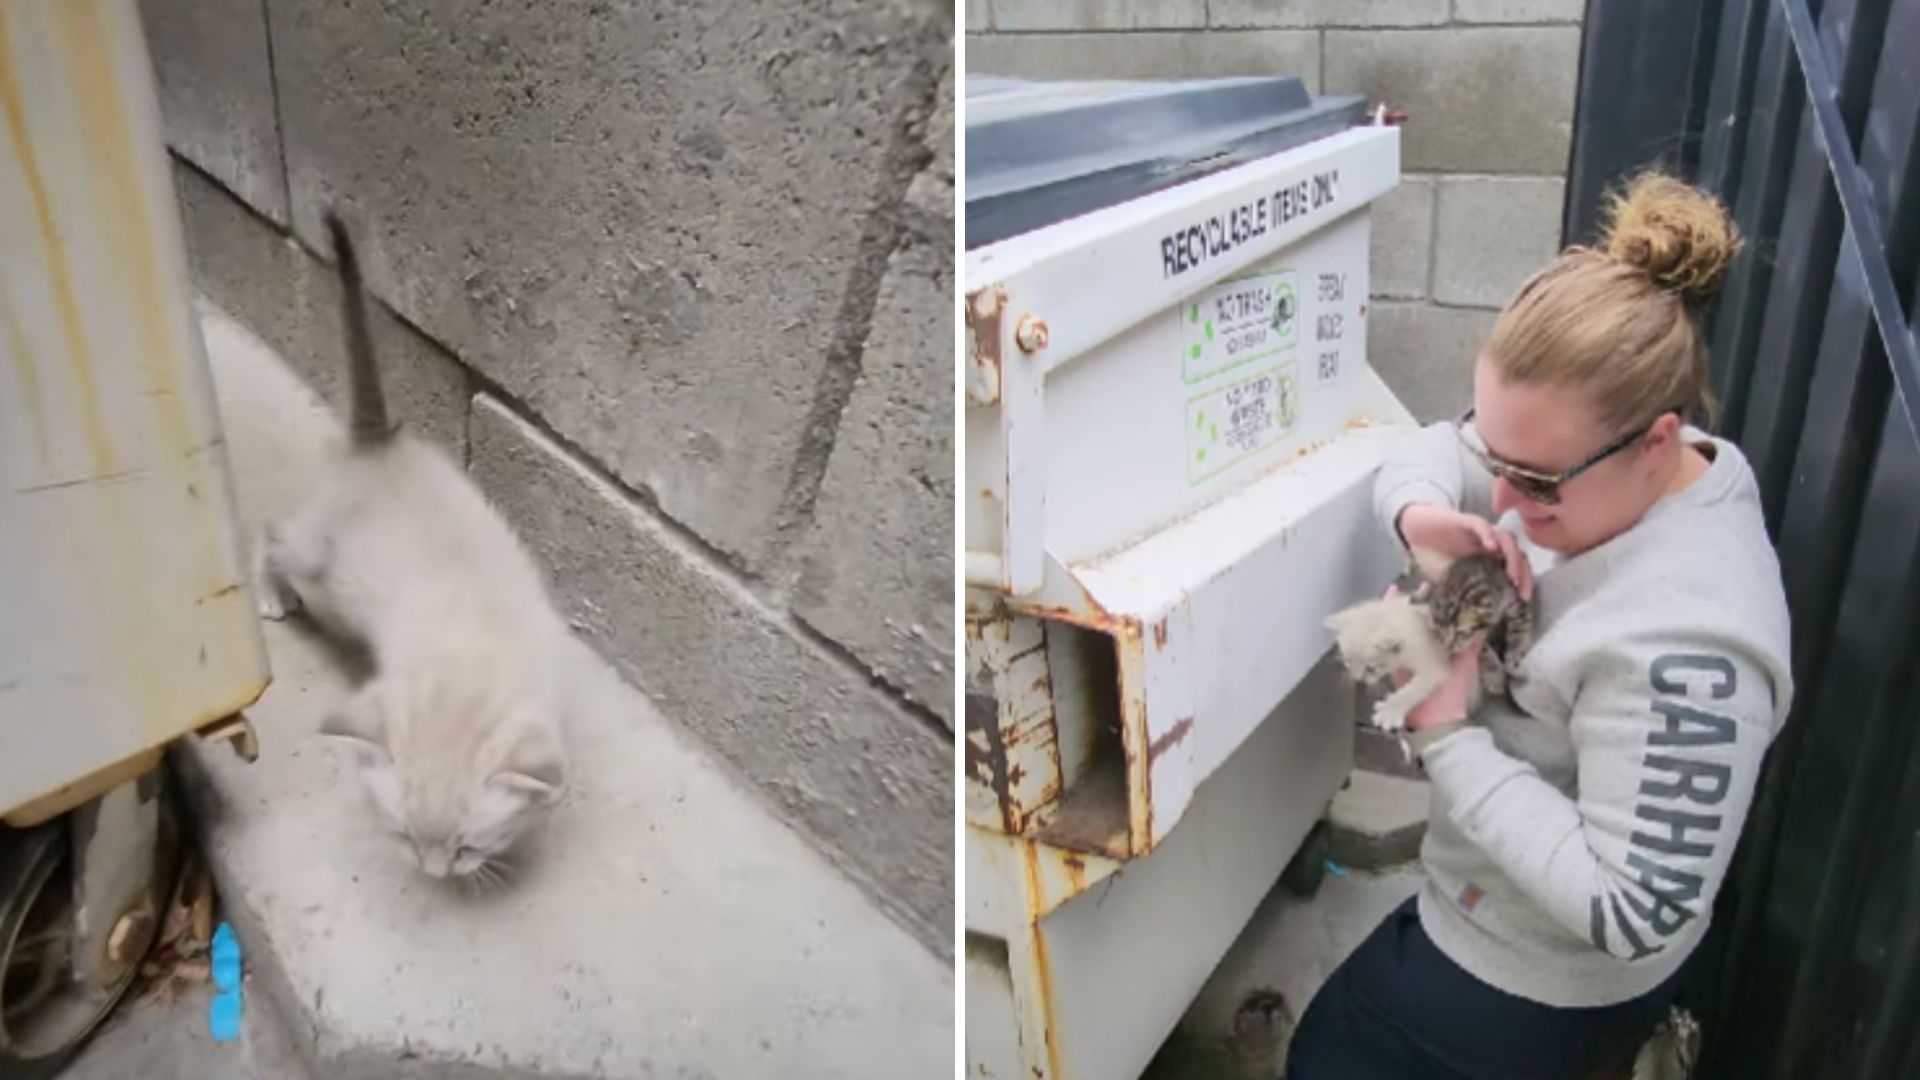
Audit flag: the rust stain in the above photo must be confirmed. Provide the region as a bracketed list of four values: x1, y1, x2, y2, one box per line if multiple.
[0, 5, 114, 471]
[1062, 853, 1087, 894]
[59, 0, 196, 458]
[1152, 615, 1169, 650]
[57, 1, 232, 609]
[0, 289, 46, 462]
[966, 285, 1007, 405]
[15, 466, 147, 494]
[1020, 842, 1066, 1080]
[967, 691, 1019, 833]
[1148, 716, 1196, 763]
[0, 3, 181, 752]
[1024, 603, 1129, 638]
[1116, 625, 1156, 855]
[195, 581, 244, 606]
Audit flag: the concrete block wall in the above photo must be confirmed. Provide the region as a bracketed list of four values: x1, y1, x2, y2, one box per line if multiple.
[968, 0, 1583, 420]
[141, 0, 955, 957]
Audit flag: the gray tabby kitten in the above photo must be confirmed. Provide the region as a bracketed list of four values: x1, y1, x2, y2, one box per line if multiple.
[254, 212, 567, 883]
[1325, 553, 1533, 733]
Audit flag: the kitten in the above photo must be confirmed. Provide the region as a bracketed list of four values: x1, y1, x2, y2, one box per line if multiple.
[254, 212, 567, 882]
[1325, 552, 1532, 733]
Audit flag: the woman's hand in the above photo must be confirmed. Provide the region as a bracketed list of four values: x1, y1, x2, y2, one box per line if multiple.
[1397, 503, 1533, 601]
[1406, 636, 1484, 731]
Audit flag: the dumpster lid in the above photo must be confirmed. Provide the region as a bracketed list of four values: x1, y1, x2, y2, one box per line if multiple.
[965, 75, 1370, 250]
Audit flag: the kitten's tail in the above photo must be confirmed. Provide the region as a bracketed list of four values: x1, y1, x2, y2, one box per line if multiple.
[324, 210, 393, 448]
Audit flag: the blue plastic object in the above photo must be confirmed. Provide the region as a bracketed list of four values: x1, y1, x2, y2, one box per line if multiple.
[208, 993, 242, 1044]
[208, 922, 243, 1043]
[1324, 859, 1348, 878]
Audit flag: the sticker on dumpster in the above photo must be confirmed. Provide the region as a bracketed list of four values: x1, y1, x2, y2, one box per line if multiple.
[1187, 363, 1299, 484]
[1312, 272, 1351, 387]
[1180, 271, 1297, 384]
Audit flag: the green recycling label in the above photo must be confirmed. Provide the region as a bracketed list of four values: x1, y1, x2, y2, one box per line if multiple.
[1180, 270, 1297, 384]
[1187, 362, 1299, 484]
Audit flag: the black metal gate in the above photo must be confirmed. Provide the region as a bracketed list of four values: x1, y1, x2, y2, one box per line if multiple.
[1566, 0, 1920, 1075]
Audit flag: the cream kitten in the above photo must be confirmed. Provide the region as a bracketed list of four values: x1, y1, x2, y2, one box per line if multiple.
[255, 212, 566, 882]
[1325, 593, 1452, 733]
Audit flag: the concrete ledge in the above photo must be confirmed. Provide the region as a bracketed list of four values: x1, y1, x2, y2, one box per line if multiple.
[184, 304, 951, 1079]
[1327, 769, 1429, 870]
[1353, 725, 1425, 779]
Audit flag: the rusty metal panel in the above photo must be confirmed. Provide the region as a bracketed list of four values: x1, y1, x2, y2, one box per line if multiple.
[0, 0, 269, 817]
[964, 658, 1354, 1080]
[965, 80, 1413, 1079]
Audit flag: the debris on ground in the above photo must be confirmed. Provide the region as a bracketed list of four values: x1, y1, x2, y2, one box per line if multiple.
[135, 849, 218, 1005]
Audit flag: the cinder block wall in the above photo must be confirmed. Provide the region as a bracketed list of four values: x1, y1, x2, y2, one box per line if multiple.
[968, 0, 1583, 419]
[142, 0, 955, 957]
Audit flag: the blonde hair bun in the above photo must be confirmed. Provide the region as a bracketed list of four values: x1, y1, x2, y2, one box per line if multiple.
[1601, 171, 1743, 305]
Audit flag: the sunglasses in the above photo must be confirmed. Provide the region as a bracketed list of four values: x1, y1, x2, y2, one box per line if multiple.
[1455, 407, 1671, 506]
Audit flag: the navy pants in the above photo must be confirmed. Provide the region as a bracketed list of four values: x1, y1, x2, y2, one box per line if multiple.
[1286, 897, 1685, 1080]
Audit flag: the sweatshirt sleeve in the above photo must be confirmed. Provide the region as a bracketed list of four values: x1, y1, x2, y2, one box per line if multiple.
[1418, 634, 1777, 964]
[1374, 421, 1498, 540]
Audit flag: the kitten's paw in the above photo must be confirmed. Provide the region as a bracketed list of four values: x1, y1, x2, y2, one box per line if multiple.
[1369, 705, 1408, 733]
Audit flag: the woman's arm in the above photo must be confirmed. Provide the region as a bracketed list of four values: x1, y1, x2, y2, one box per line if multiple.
[1373, 422, 1528, 592]
[1374, 421, 1497, 533]
[1414, 633, 1776, 964]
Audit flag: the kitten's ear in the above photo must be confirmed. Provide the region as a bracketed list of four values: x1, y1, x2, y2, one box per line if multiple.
[320, 681, 389, 755]
[490, 723, 564, 805]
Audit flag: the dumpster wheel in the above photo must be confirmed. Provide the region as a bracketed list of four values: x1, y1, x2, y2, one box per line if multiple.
[0, 794, 179, 1079]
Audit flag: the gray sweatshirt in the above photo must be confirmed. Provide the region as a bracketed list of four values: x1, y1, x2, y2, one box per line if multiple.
[1374, 423, 1793, 1008]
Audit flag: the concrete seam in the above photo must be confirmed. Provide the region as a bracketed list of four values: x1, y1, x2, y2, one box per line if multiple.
[467, 386, 947, 732]
[761, 44, 944, 578]
[786, 607, 950, 737]
[173, 151, 286, 241]
[462, 369, 478, 470]
[256, 0, 294, 223]
[1425, 173, 1442, 298]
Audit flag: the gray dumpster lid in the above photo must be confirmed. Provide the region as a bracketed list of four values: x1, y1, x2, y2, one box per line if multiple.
[965, 75, 1370, 250]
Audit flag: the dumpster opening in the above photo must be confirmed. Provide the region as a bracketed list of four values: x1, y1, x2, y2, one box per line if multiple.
[1031, 620, 1130, 859]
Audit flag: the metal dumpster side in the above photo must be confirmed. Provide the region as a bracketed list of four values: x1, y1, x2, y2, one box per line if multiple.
[964, 78, 1416, 1079]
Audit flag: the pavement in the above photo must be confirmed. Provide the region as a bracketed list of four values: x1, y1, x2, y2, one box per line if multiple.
[55, 301, 951, 1079]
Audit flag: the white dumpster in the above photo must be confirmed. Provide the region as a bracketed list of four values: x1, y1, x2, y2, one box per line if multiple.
[0, 2, 268, 1069]
[964, 76, 1416, 1079]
